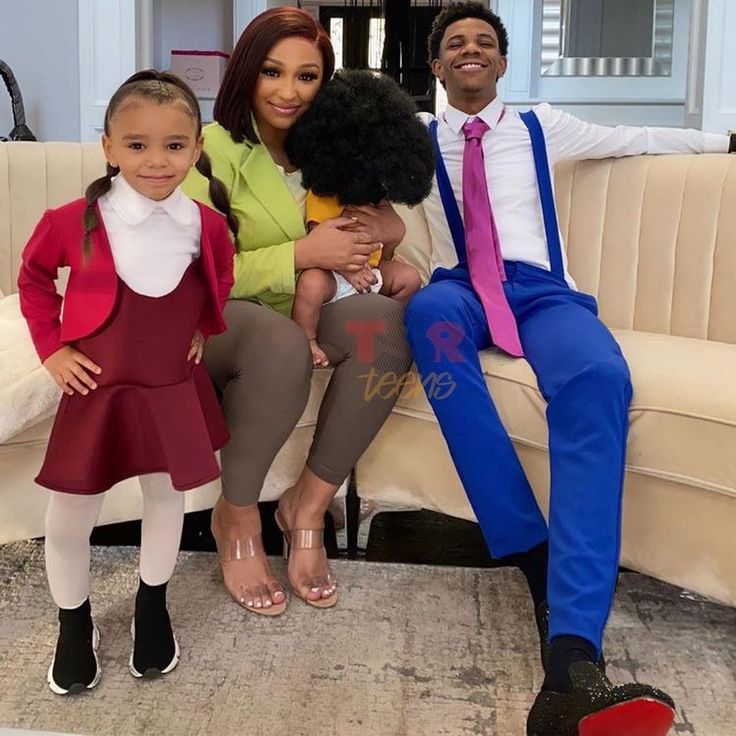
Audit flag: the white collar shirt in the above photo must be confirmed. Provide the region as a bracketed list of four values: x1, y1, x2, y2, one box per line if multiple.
[98, 174, 202, 296]
[420, 100, 729, 287]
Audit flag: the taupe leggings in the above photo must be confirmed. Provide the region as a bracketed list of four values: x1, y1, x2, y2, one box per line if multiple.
[204, 294, 412, 506]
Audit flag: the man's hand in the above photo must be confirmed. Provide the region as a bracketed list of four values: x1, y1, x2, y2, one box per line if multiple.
[341, 200, 406, 254]
[43, 346, 101, 396]
[188, 330, 205, 364]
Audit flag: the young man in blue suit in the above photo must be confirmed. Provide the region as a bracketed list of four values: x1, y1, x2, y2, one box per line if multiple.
[406, 3, 734, 734]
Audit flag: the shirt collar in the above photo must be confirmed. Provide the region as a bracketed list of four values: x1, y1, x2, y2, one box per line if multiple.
[443, 95, 505, 136]
[107, 174, 193, 226]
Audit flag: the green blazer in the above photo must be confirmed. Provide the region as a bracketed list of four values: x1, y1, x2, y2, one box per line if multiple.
[183, 122, 306, 316]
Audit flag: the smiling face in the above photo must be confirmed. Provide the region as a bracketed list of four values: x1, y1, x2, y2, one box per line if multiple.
[431, 17, 507, 114]
[102, 98, 202, 201]
[252, 35, 324, 139]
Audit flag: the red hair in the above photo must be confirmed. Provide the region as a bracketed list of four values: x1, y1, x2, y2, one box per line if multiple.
[214, 7, 334, 144]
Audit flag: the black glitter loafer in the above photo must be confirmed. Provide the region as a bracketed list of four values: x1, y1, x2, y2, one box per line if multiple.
[527, 660, 675, 736]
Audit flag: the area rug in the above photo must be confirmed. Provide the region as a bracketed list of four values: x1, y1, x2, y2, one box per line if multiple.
[0, 541, 734, 735]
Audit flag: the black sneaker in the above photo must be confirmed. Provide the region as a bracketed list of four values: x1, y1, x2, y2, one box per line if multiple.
[526, 660, 675, 736]
[129, 604, 179, 678]
[47, 600, 101, 695]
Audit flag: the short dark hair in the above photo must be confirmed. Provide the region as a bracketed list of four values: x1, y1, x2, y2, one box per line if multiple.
[214, 7, 335, 144]
[427, 1, 509, 63]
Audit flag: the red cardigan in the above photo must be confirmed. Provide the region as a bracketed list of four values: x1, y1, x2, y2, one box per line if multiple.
[18, 198, 235, 362]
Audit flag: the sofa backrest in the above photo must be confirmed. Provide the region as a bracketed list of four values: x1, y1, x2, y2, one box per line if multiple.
[2, 142, 735, 344]
[0, 142, 104, 297]
[396, 153, 736, 345]
[555, 154, 736, 345]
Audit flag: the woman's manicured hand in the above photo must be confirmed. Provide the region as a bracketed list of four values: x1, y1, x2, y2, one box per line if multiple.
[295, 216, 380, 272]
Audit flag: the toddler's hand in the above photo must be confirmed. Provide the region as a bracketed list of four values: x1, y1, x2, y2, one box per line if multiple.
[342, 266, 377, 294]
[43, 346, 101, 396]
[188, 330, 206, 364]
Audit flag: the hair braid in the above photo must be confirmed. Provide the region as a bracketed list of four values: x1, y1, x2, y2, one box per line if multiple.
[195, 150, 240, 243]
[82, 163, 118, 260]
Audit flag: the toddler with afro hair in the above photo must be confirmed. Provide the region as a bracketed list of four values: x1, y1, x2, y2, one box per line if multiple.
[286, 69, 434, 366]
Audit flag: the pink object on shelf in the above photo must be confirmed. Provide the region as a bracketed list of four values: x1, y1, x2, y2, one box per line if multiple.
[170, 50, 230, 97]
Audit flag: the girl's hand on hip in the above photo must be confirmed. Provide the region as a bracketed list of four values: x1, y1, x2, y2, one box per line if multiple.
[295, 216, 380, 273]
[188, 330, 205, 364]
[43, 346, 101, 396]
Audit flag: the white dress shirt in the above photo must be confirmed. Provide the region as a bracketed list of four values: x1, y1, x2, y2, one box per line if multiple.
[420, 98, 730, 286]
[98, 175, 202, 297]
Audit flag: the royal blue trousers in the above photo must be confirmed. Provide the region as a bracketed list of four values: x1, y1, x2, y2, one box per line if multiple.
[404, 262, 632, 652]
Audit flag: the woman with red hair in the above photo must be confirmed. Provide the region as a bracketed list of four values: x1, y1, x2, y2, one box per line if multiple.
[184, 8, 412, 614]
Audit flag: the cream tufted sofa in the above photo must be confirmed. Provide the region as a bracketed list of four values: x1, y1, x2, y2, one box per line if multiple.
[0, 141, 345, 545]
[359, 152, 736, 609]
[2, 142, 736, 611]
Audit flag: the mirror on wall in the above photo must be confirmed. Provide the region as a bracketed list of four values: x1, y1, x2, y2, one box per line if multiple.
[540, 0, 675, 76]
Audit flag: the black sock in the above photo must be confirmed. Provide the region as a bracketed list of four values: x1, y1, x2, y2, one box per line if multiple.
[498, 541, 548, 610]
[136, 579, 168, 610]
[59, 597, 93, 624]
[543, 635, 598, 692]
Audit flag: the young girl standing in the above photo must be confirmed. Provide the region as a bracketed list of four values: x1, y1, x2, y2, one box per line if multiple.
[18, 70, 236, 695]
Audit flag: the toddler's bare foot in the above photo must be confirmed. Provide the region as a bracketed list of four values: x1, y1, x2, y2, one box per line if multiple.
[309, 339, 330, 367]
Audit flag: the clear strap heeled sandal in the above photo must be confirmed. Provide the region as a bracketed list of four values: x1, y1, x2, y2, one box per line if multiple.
[275, 509, 338, 609]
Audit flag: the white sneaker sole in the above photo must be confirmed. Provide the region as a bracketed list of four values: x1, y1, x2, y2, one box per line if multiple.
[47, 625, 101, 696]
[129, 619, 180, 678]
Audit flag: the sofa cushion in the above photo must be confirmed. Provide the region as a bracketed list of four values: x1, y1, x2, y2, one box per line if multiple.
[389, 329, 736, 501]
[0, 294, 59, 443]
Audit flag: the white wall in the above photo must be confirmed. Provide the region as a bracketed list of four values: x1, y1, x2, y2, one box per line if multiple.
[233, 0, 296, 41]
[0, 0, 80, 141]
[701, 0, 736, 133]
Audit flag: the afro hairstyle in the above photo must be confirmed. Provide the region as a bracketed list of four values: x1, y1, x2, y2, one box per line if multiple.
[285, 69, 435, 207]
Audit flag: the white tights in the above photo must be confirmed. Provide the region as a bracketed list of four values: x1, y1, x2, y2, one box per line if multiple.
[45, 474, 185, 609]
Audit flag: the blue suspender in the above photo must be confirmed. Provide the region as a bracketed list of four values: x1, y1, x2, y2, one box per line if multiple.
[519, 110, 565, 280]
[429, 111, 566, 281]
[428, 119, 467, 264]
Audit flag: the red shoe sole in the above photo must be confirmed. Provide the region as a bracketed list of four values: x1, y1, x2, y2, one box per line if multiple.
[578, 698, 675, 736]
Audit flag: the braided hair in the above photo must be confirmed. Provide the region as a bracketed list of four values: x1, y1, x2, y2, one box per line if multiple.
[82, 69, 239, 259]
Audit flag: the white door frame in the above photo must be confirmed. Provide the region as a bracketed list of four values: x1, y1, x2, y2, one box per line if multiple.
[78, 0, 138, 141]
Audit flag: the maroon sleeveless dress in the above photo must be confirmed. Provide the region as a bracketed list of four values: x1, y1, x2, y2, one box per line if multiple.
[36, 259, 229, 494]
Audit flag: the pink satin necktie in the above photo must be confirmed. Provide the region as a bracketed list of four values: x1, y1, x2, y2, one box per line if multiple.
[462, 117, 524, 357]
